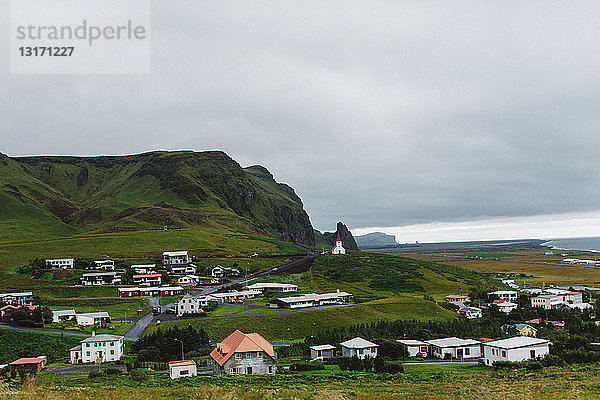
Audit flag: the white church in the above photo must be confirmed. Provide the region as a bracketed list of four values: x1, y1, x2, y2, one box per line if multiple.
[331, 233, 346, 255]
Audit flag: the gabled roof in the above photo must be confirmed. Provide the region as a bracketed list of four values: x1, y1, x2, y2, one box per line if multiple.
[484, 336, 551, 350]
[340, 337, 378, 349]
[210, 330, 276, 366]
[310, 344, 336, 351]
[81, 334, 122, 343]
[52, 309, 76, 316]
[9, 357, 45, 365]
[77, 312, 110, 319]
[424, 337, 480, 347]
[514, 323, 536, 332]
[163, 251, 188, 256]
[336, 232, 341, 241]
[169, 360, 196, 367]
[133, 274, 162, 279]
[396, 339, 427, 346]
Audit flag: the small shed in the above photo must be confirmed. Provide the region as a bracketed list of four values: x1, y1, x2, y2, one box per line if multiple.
[310, 344, 336, 360]
[169, 360, 197, 379]
[396, 339, 428, 357]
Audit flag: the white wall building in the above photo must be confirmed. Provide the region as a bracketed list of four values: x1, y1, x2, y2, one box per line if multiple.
[396, 339, 429, 357]
[163, 251, 190, 265]
[310, 344, 336, 360]
[52, 309, 76, 323]
[243, 283, 298, 293]
[131, 264, 157, 274]
[331, 233, 346, 255]
[340, 337, 378, 359]
[272, 291, 353, 309]
[69, 333, 124, 364]
[425, 337, 482, 360]
[76, 312, 111, 326]
[177, 275, 200, 286]
[46, 258, 74, 269]
[0, 292, 34, 306]
[482, 337, 552, 366]
[496, 301, 518, 314]
[169, 360, 197, 379]
[488, 291, 518, 301]
[175, 294, 215, 316]
[91, 260, 115, 271]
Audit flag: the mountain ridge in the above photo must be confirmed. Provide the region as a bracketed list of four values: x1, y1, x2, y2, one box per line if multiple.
[0, 150, 315, 245]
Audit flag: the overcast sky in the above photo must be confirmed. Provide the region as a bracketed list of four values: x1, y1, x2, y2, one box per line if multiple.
[2, 1, 600, 242]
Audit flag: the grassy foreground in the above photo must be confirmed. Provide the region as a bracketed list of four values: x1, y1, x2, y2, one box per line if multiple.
[4, 364, 600, 399]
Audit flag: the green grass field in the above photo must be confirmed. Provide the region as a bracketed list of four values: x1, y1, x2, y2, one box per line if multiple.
[153, 295, 457, 342]
[7, 364, 600, 399]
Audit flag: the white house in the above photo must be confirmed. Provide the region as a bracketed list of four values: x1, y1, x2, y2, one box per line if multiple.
[496, 301, 518, 314]
[310, 344, 336, 360]
[396, 339, 429, 357]
[331, 233, 346, 255]
[211, 290, 262, 303]
[132, 273, 162, 286]
[340, 337, 378, 359]
[45, 258, 74, 269]
[163, 251, 190, 265]
[530, 295, 565, 310]
[211, 266, 240, 278]
[171, 265, 197, 275]
[91, 260, 115, 271]
[272, 291, 353, 309]
[177, 275, 200, 286]
[51, 309, 76, 323]
[131, 264, 157, 274]
[488, 290, 518, 301]
[243, 283, 298, 293]
[458, 306, 483, 319]
[175, 294, 214, 316]
[0, 292, 34, 306]
[69, 333, 124, 364]
[76, 312, 111, 326]
[564, 292, 583, 304]
[169, 360, 197, 379]
[80, 272, 121, 286]
[424, 337, 481, 360]
[482, 337, 552, 366]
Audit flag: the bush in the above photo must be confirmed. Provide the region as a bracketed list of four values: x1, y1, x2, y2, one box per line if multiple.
[88, 371, 104, 378]
[374, 356, 404, 374]
[129, 368, 149, 382]
[104, 368, 122, 375]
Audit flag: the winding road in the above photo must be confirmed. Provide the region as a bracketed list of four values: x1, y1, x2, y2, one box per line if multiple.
[123, 251, 318, 341]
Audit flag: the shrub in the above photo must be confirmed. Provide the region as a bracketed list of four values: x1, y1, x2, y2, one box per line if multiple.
[374, 356, 404, 374]
[130, 368, 149, 382]
[88, 371, 104, 378]
[104, 368, 122, 375]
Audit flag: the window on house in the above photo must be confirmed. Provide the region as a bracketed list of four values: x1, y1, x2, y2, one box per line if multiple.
[180, 370, 189, 375]
[110, 350, 114, 355]
[235, 353, 242, 360]
[502, 351, 506, 357]
[229, 368, 238, 374]
[359, 349, 364, 355]
[465, 348, 470, 355]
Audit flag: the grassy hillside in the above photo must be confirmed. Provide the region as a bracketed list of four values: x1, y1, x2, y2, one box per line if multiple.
[0, 228, 298, 292]
[0, 328, 81, 364]
[155, 253, 499, 341]
[0, 151, 314, 245]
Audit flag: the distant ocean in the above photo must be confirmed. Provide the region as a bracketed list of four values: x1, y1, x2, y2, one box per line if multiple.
[541, 237, 600, 252]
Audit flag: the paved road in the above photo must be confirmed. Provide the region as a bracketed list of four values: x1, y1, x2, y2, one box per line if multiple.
[123, 252, 317, 341]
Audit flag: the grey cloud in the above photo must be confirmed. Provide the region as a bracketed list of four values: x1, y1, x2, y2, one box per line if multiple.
[2, 1, 600, 234]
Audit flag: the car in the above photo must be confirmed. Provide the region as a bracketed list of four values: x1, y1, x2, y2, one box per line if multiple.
[152, 307, 161, 316]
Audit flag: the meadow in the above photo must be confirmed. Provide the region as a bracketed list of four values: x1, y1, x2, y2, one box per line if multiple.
[4, 364, 600, 399]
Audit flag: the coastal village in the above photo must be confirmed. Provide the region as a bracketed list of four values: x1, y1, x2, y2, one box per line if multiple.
[2, 234, 599, 382]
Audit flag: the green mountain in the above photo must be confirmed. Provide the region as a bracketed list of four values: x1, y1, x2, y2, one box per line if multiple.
[0, 151, 315, 245]
[355, 232, 399, 248]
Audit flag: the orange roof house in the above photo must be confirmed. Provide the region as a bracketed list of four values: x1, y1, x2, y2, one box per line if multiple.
[9, 356, 47, 373]
[210, 330, 277, 375]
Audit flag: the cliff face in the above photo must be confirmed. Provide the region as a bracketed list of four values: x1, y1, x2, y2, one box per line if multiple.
[354, 232, 399, 249]
[315, 221, 359, 251]
[1, 151, 315, 245]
